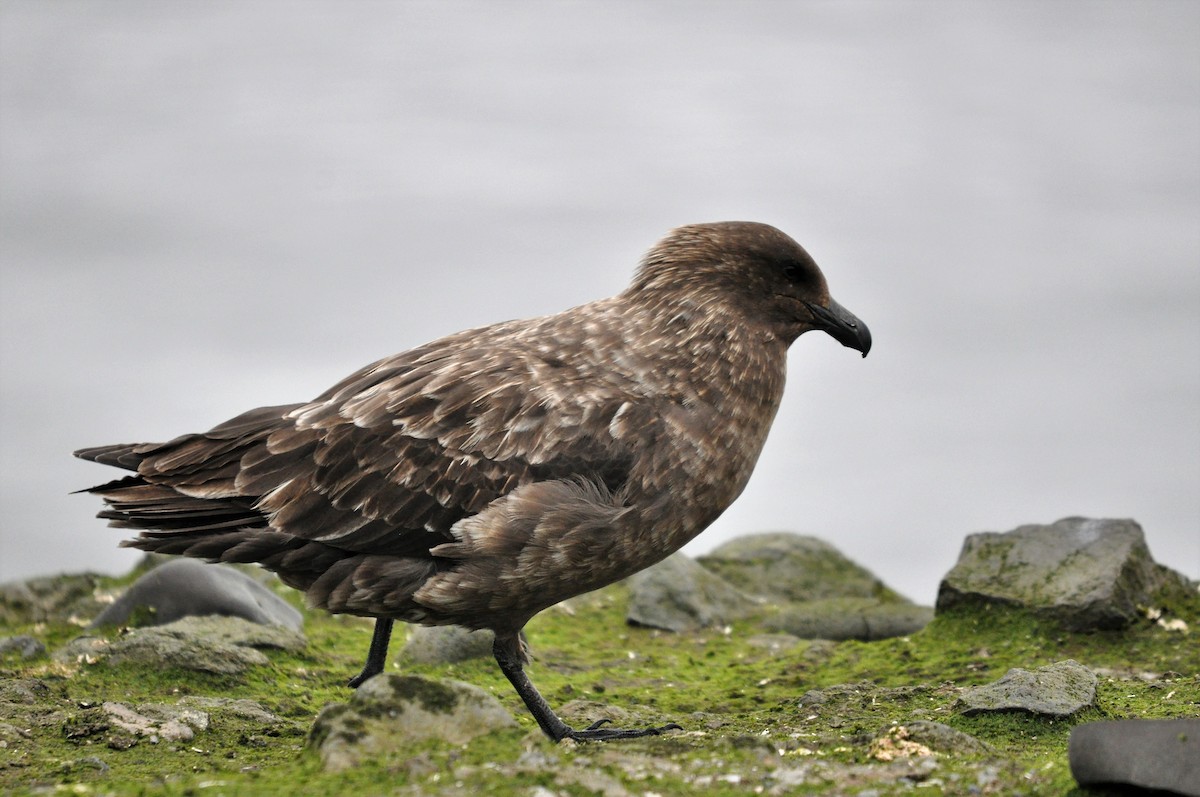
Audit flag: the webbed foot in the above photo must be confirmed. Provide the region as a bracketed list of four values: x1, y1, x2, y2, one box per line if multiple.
[559, 718, 683, 742]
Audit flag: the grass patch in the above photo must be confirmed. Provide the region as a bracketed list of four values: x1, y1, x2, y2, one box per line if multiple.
[2, 576, 1196, 796]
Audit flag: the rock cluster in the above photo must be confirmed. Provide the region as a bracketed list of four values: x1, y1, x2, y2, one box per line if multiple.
[626, 532, 933, 640]
[0, 560, 309, 676]
[1, 515, 1194, 794]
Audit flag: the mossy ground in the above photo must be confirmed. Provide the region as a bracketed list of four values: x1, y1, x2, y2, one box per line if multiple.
[2, 571, 1196, 796]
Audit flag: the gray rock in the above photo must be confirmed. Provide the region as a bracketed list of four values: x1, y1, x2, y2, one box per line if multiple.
[625, 553, 760, 632]
[91, 559, 302, 631]
[697, 533, 907, 604]
[58, 615, 305, 675]
[936, 517, 1190, 630]
[957, 660, 1097, 717]
[308, 674, 516, 770]
[0, 572, 107, 625]
[767, 598, 932, 640]
[104, 633, 268, 675]
[1069, 719, 1200, 797]
[103, 701, 210, 743]
[91, 696, 309, 744]
[167, 614, 305, 650]
[0, 635, 46, 659]
[402, 625, 495, 664]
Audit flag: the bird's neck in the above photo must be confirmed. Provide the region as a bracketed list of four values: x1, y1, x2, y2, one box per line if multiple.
[617, 294, 790, 550]
[620, 291, 789, 407]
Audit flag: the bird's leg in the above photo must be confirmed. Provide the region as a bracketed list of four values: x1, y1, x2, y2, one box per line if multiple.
[492, 633, 682, 742]
[348, 617, 395, 688]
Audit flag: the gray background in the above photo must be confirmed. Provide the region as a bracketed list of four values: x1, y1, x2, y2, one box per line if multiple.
[2, 1, 1197, 604]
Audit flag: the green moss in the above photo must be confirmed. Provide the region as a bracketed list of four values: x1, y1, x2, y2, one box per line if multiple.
[374, 674, 460, 715]
[2, 575, 1197, 796]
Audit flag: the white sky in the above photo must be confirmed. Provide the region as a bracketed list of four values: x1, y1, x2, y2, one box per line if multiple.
[2, 1, 1197, 604]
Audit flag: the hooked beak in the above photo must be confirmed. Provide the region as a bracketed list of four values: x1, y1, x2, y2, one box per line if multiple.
[805, 298, 872, 357]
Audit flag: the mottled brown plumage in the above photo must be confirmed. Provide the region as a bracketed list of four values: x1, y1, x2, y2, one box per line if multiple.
[76, 221, 871, 741]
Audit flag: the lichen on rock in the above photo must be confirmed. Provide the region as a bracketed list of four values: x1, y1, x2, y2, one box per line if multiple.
[936, 517, 1192, 630]
[307, 674, 516, 770]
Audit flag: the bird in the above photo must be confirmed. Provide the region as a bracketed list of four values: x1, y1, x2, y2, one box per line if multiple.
[75, 221, 871, 742]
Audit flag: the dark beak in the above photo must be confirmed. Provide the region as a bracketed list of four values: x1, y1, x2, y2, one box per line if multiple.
[805, 298, 872, 357]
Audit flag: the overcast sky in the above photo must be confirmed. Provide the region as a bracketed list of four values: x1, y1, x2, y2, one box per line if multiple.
[2, 0, 1197, 604]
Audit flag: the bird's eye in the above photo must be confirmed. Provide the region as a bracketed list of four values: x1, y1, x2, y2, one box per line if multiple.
[780, 259, 811, 285]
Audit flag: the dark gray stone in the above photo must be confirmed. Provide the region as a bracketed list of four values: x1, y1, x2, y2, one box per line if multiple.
[91, 559, 302, 631]
[0, 635, 46, 659]
[956, 660, 1097, 717]
[936, 517, 1190, 630]
[697, 532, 907, 604]
[767, 597, 932, 640]
[402, 624, 495, 664]
[308, 674, 516, 770]
[625, 553, 761, 632]
[1069, 719, 1200, 796]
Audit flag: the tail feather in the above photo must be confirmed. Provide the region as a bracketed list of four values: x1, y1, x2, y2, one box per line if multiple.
[119, 527, 352, 595]
[74, 443, 145, 470]
[75, 403, 307, 534]
[76, 405, 302, 567]
[74, 401, 441, 619]
[89, 479, 263, 532]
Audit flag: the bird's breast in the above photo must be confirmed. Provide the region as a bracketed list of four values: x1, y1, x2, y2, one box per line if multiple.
[618, 329, 788, 552]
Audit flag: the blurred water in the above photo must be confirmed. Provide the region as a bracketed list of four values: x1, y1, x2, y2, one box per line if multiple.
[2, 1, 1197, 604]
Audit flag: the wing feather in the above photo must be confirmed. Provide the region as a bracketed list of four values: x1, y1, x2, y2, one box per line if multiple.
[249, 321, 643, 550]
[84, 311, 652, 560]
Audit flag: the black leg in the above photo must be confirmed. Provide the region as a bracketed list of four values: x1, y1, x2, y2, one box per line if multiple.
[348, 617, 395, 688]
[491, 633, 682, 742]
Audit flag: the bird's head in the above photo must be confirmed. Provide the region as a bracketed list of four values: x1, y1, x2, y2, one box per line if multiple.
[629, 221, 872, 355]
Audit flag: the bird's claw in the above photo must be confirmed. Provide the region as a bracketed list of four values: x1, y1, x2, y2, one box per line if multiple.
[347, 668, 380, 689]
[561, 720, 682, 742]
